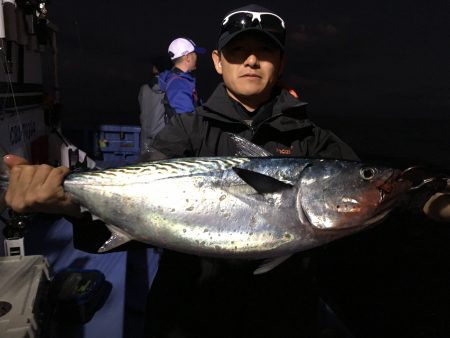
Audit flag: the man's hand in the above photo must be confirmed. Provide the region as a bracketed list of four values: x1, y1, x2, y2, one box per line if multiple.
[3, 154, 82, 217]
[423, 179, 450, 222]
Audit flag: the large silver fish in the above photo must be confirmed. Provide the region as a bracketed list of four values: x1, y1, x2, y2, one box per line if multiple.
[63, 144, 411, 268]
[0, 137, 412, 272]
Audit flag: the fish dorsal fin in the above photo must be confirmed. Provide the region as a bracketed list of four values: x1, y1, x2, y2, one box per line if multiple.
[98, 224, 132, 252]
[228, 134, 272, 157]
[233, 167, 293, 194]
[253, 255, 292, 275]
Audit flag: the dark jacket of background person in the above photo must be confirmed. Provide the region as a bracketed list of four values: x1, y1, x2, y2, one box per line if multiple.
[138, 55, 173, 154]
[138, 75, 166, 153]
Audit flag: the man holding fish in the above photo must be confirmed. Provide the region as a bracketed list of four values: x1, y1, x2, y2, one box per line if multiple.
[2, 3, 449, 338]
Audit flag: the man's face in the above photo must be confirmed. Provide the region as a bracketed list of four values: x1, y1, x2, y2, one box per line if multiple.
[212, 31, 285, 103]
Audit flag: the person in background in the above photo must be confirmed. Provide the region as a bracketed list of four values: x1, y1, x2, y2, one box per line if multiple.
[158, 37, 205, 114]
[3, 3, 450, 338]
[138, 55, 172, 155]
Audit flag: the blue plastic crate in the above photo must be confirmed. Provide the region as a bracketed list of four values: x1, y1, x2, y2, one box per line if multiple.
[97, 125, 141, 154]
[97, 152, 140, 168]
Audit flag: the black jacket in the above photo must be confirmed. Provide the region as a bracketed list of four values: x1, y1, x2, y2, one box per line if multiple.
[152, 83, 358, 161]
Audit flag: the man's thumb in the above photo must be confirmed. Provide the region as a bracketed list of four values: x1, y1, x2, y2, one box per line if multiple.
[3, 154, 29, 168]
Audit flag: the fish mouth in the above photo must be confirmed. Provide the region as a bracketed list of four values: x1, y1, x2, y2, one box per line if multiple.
[363, 174, 411, 227]
[359, 166, 427, 228]
[377, 169, 412, 203]
[368, 169, 412, 224]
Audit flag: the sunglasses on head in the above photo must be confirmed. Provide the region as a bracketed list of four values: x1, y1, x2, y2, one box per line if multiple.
[221, 10, 286, 39]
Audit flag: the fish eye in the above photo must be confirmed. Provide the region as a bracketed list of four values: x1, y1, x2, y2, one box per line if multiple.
[360, 167, 377, 180]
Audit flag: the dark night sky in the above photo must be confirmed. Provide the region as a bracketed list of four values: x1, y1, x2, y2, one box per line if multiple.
[47, 0, 450, 127]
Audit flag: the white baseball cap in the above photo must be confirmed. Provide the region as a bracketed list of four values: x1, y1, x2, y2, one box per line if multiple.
[168, 38, 206, 60]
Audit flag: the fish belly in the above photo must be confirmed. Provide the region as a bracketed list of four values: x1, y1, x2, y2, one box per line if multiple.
[65, 174, 311, 258]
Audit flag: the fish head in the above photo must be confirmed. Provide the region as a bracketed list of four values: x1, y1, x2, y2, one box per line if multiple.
[298, 160, 412, 230]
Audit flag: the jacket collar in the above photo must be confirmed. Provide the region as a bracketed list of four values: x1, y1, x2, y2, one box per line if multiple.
[200, 84, 240, 122]
[199, 83, 310, 128]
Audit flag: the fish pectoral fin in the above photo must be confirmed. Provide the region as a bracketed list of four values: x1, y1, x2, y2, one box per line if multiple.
[233, 167, 293, 194]
[98, 224, 133, 253]
[253, 255, 292, 275]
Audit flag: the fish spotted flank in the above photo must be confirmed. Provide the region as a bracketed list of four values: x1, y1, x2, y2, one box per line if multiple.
[63, 156, 410, 260]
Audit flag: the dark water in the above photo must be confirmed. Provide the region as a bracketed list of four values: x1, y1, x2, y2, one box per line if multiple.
[310, 116, 450, 338]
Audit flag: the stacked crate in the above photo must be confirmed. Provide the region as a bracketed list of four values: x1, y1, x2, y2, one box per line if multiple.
[96, 125, 141, 167]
